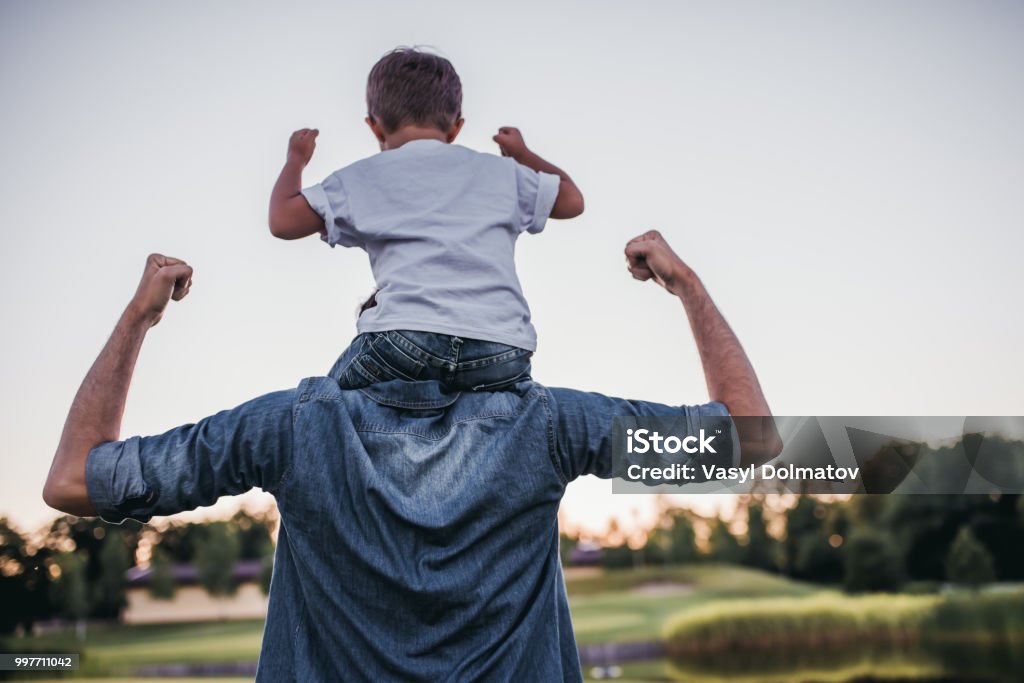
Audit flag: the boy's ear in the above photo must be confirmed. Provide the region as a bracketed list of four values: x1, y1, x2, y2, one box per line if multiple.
[446, 118, 465, 143]
[365, 116, 387, 145]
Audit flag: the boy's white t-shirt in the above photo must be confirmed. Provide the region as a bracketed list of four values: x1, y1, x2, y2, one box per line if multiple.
[301, 139, 560, 351]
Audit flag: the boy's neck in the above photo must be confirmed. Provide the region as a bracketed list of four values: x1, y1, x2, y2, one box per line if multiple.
[382, 125, 449, 151]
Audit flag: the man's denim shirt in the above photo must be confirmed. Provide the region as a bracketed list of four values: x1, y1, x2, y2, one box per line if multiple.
[86, 377, 728, 682]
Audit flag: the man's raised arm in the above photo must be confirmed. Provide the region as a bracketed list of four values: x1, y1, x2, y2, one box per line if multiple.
[625, 231, 783, 464]
[42, 255, 193, 515]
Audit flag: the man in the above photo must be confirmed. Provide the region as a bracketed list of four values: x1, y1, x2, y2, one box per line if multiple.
[43, 230, 780, 681]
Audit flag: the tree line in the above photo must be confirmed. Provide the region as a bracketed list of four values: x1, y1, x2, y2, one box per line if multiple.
[564, 492, 1024, 593]
[0, 509, 276, 636]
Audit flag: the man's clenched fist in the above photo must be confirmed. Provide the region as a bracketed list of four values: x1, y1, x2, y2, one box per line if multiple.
[129, 254, 193, 327]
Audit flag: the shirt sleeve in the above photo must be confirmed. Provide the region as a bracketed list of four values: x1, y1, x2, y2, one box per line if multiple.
[85, 389, 297, 524]
[547, 388, 733, 481]
[514, 163, 561, 235]
[301, 172, 363, 248]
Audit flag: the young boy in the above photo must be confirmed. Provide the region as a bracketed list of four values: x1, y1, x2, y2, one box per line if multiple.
[268, 47, 584, 391]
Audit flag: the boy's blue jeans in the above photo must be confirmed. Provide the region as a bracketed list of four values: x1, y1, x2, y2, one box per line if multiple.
[329, 330, 533, 392]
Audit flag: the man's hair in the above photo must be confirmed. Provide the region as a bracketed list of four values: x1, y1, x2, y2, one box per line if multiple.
[366, 47, 462, 133]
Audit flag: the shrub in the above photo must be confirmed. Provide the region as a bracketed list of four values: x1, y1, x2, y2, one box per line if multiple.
[945, 526, 996, 589]
[842, 529, 903, 593]
[663, 593, 935, 656]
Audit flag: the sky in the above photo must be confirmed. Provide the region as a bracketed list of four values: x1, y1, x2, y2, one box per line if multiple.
[2, 1, 1023, 538]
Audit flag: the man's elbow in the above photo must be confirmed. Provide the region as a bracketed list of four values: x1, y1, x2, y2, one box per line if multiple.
[42, 478, 72, 514]
[42, 480, 59, 510]
[735, 416, 784, 466]
[737, 437, 783, 468]
[759, 430, 784, 460]
[42, 469, 93, 517]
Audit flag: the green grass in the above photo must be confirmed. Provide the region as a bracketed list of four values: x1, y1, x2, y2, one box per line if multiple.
[9, 568, 1023, 681]
[568, 564, 816, 646]
[0, 565, 817, 678]
[2, 620, 264, 677]
[23, 680, 253, 683]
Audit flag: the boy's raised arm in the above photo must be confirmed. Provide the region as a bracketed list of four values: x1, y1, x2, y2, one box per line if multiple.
[268, 128, 326, 240]
[493, 127, 584, 220]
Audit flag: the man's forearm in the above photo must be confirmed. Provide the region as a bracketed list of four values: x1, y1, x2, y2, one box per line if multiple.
[671, 270, 782, 463]
[671, 272, 768, 415]
[44, 307, 149, 515]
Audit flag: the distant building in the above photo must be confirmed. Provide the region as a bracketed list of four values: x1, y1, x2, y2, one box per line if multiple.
[570, 540, 603, 566]
[123, 560, 268, 624]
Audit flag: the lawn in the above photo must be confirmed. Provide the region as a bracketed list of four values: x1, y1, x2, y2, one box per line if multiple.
[2, 620, 264, 677]
[13, 569, 1009, 683]
[24, 680, 253, 683]
[2, 564, 815, 679]
[566, 564, 817, 645]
